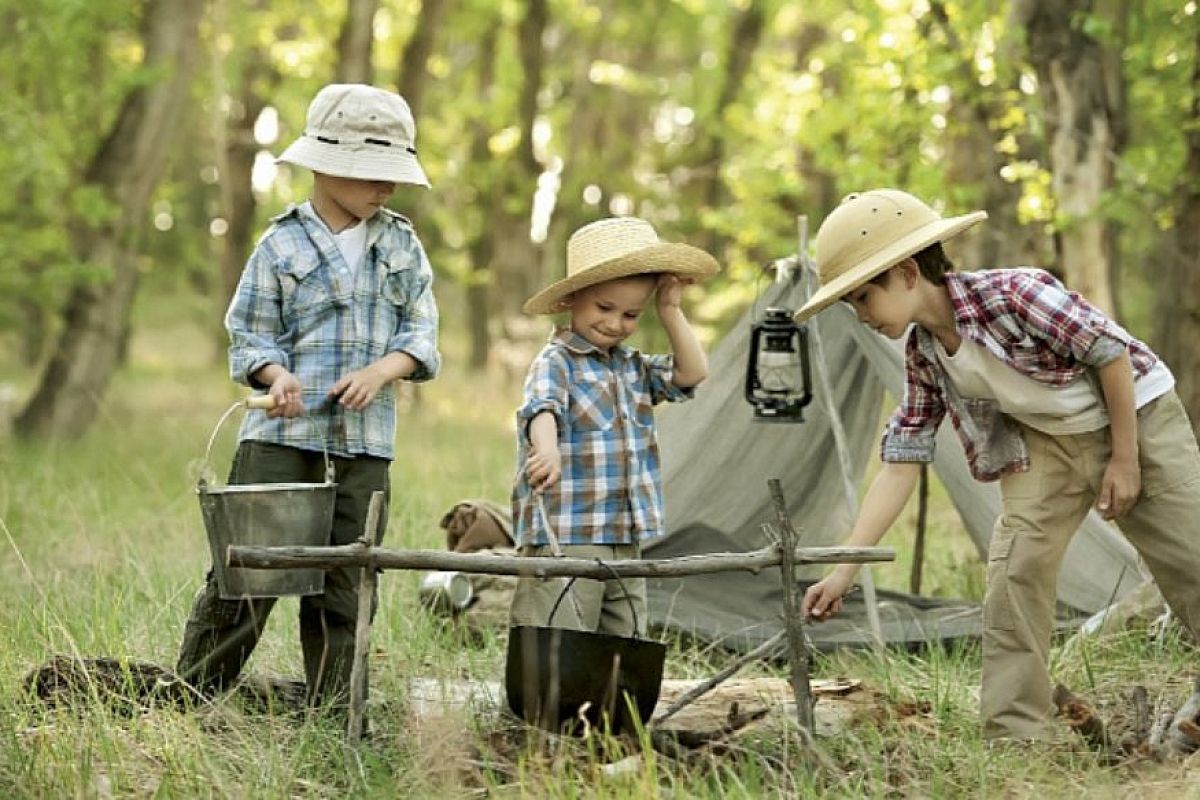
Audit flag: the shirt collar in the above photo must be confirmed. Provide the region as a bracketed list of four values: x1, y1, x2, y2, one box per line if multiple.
[551, 326, 629, 358]
[296, 200, 386, 249]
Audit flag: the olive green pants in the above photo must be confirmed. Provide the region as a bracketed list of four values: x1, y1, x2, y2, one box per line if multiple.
[177, 441, 389, 711]
[509, 543, 646, 637]
[982, 391, 1200, 740]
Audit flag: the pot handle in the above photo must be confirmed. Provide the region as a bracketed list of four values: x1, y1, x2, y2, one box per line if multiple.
[547, 562, 643, 639]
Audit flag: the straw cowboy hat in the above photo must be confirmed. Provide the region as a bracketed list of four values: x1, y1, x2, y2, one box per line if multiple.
[277, 84, 430, 187]
[523, 217, 720, 315]
[792, 189, 987, 323]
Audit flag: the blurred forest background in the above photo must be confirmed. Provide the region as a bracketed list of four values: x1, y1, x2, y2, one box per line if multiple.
[1, 0, 1197, 440]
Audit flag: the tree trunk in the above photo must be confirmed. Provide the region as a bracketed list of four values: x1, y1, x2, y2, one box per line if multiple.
[1153, 23, 1200, 436]
[466, 27, 499, 371]
[16, 0, 208, 440]
[489, 0, 548, 324]
[396, 0, 447, 118]
[696, 0, 768, 258]
[1012, 0, 1128, 314]
[930, 0, 1046, 269]
[334, 0, 380, 84]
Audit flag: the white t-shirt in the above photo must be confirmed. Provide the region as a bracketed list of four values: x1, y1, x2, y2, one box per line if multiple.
[332, 219, 368, 275]
[933, 336, 1174, 435]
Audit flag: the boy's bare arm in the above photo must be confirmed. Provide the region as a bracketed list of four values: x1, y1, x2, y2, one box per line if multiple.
[329, 351, 419, 411]
[656, 274, 707, 388]
[1096, 351, 1141, 519]
[526, 411, 562, 490]
[802, 461, 922, 619]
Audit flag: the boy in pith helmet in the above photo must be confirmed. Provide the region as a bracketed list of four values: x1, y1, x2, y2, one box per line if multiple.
[798, 188, 1200, 743]
[509, 217, 718, 637]
[176, 84, 440, 718]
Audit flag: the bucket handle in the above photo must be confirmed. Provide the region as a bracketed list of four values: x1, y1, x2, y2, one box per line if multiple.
[536, 494, 644, 638]
[198, 396, 334, 489]
[547, 564, 644, 640]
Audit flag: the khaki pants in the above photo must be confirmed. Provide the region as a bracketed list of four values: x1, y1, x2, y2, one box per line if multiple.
[509, 543, 646, 637]
[982, 391, 1200, 740]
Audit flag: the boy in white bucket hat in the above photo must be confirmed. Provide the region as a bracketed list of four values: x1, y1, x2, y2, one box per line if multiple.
[176, 84, 440, 719]
[509, 217, 718, 638]
[798, 189, 1200, 743]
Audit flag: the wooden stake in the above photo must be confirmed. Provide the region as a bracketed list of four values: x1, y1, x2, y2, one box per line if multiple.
[346, 491, 385, 744]
[768, 478, 814, 733]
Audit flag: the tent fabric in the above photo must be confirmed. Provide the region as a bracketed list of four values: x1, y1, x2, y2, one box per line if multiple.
[646, 270, 1143, 651]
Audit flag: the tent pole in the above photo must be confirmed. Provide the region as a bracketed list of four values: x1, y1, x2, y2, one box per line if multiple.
[798, 216, 886, 650]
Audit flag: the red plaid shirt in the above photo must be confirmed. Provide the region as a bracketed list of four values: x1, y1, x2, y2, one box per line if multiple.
[883, 269, 1162, 481]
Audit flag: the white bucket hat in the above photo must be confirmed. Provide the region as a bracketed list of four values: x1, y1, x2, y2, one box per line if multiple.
[523, 217, 720, 315]
[276, 84, 430, 187]
[792, 189, 986, 323]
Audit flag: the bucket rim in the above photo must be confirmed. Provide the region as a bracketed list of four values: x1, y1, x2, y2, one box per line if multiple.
[198, 481, 337, 495]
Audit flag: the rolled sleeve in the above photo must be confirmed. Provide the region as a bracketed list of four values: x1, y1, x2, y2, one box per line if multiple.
[516, 350, 569, 441]
[882, 338, 943, 464]
[385, 237, 441, 382]
[644, 353, 694, 404]
[225, 245, 290, 386]
[1008, 271, 1129, 366]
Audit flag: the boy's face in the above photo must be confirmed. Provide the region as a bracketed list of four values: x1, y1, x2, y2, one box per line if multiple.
[313, 173, 396, 225]
[840, 262, 916, 339]
[566, 275, 656, 351]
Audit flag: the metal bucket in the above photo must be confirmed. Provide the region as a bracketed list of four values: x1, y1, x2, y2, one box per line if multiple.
[504, 573, 666, 735]
[197, 401, 337, 599]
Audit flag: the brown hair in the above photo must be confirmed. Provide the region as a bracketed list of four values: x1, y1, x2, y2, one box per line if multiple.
[911, 241, 956, 285]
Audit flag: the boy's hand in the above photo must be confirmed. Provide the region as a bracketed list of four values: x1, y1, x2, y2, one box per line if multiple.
[1098, 455, 1141, 520]
[266, 371, 305, 418]
[802, 569, 855, 621]
[329, 364, 390, 411]
[656, 274, 694, 314]
[525, 446, 562, 492]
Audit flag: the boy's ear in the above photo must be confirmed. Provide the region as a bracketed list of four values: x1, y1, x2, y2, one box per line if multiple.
[554, 294, 574, 311]
[898, 257, 920, 287]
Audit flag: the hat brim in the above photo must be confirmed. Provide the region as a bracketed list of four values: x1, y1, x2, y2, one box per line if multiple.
[277, 137, 431, 188]
[523, 243, 720, 315]
[792, 211, 986, 323]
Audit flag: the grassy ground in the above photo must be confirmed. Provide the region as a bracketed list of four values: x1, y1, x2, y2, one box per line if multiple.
[2, 294, 1200, 797]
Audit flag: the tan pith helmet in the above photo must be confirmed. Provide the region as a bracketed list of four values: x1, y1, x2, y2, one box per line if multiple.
[793, 189, 986, 323]
[523, 217, 719, 315]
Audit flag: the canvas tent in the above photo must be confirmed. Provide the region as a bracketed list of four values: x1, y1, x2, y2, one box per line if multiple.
[646, 267, 1145, 652]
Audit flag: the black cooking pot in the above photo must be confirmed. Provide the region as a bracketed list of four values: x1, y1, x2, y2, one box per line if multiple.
[504, 575, 666, 735]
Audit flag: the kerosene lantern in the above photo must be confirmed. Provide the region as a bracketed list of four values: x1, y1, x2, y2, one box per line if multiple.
[744, 307, 813, 422]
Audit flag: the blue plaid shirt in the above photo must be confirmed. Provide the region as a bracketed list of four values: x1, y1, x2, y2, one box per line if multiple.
[227, 201, 440, 459]
[512, 329, 693, 546]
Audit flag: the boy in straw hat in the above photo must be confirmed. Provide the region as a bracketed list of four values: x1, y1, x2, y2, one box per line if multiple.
[175, 84, 440, 716]
[509, 217, 718, 636]
[798, 189, 1200, 743]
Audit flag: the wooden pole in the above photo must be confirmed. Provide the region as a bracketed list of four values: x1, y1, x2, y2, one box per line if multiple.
[910, 463, 929, 595]
[228, 543, 894, 577]
[768, 479, 815, 733]
[346, 491, 385, 744]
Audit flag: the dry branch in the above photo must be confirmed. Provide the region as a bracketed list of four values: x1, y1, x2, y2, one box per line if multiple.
[227, 543, 894, 577]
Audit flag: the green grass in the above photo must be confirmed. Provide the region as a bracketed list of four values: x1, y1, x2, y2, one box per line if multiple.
[3, 298, 1200, 797]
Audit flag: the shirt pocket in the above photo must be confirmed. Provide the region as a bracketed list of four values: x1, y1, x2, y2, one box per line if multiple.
[630, 383, 656, 430]
[569, 376, 616, 433]
[279, 254, 338, 320]
[379, 256, 412, 310]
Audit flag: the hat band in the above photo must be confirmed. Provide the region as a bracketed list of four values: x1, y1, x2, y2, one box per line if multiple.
[306, 132, 417, 155]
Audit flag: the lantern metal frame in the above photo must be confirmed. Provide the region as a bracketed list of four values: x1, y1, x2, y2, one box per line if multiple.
[744, 306, 813, 423]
